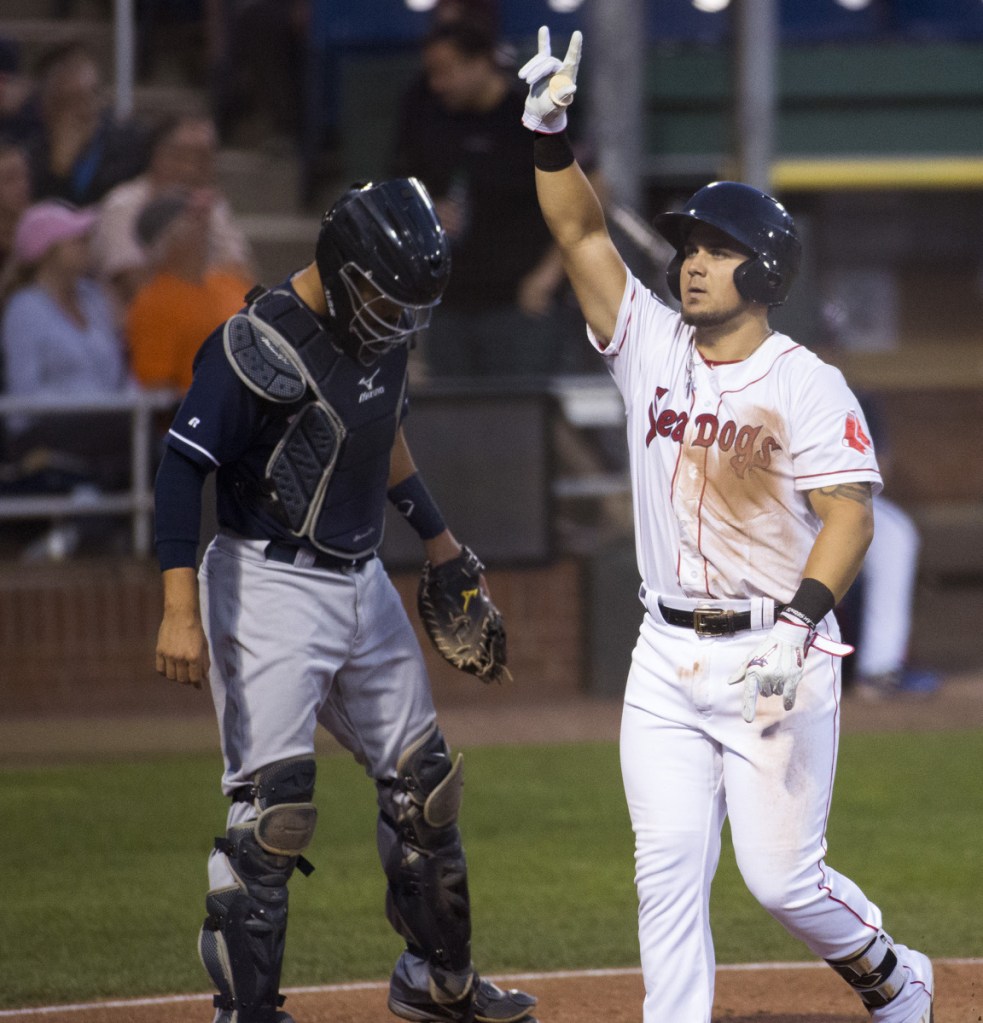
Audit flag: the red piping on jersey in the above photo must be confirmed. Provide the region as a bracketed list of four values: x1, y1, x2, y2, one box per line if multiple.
[812, 647, 877, 930]
[796, 467, 883, 484]
[669, 378, 698, 588]
[692, 342, 800, 597]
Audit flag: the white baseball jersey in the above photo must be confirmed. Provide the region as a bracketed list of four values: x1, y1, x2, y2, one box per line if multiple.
[600, 275, 933, 1023]
[593, 273, 882, 604]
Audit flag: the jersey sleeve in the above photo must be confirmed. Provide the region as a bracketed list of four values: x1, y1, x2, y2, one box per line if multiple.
[589, 273, 688, 410]
[787, 360, 883, 495]
[164, 328, 264, 469]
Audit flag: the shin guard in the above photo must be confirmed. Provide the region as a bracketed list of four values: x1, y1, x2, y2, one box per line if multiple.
[378, 725, 472, 990]
[199, 758, 317, 1023]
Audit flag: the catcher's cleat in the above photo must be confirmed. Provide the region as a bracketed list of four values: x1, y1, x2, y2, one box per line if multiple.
[389, 973, 537, 1023]
[474, 978, 538, 1023]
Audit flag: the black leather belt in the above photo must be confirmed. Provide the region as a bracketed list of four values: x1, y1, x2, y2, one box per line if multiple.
[265, 540, 375, 571]
[657, 599, 786, 637]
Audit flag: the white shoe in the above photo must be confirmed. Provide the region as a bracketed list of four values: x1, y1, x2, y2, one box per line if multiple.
[870, 948, 933, 1023]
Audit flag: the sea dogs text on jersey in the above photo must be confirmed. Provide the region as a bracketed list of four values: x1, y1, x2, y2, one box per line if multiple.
[645, 388, 780, 479]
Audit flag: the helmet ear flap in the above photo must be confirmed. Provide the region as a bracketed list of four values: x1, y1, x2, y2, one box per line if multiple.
[733, 256, 785, 305]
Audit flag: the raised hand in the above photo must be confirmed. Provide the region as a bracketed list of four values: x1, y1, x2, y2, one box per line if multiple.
[518, 26, 583, 133]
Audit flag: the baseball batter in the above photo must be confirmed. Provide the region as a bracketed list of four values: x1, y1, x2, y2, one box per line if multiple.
[153, 178, 536, 1023]
[518, 27, 934, 1023]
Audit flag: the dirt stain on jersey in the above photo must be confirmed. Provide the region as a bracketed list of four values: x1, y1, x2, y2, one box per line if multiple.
[679, 407, 803, 595]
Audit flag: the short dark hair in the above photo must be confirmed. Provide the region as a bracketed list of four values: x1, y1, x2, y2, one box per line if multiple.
[147, 110, 213, 155]
[34, 39, 96, 81]
[422, 19, 497, 60]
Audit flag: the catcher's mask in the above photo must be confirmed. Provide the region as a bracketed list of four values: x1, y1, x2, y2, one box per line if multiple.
[654, 181, 801, 307]
[315, 177, 451, 365]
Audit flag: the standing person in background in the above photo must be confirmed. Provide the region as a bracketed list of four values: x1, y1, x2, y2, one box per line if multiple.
[126, 187, 253, 392]
[93, 111, 254, 307]
[517, 26, 934, 1023]
[25, 41, 150, 209]
[0, 36, 40, 145]
[391, 18, 578, 380]
[207, 0, 310, 152]
[152, 176, 537, 1023]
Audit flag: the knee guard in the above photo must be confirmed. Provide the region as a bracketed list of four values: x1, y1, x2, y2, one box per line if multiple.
[826, 929, 908, 1011]
[199, 757, 317, 1023]
[378, 724, 472, 983]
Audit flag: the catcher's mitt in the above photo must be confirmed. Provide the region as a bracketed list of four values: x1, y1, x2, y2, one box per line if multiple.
[417, 546, 509, 683]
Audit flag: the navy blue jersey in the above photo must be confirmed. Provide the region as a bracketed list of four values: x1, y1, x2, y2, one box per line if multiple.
[163, 279, 409, 553]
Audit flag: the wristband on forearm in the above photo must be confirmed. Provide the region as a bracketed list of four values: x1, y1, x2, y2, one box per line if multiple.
[387, 472, 447, 540]
[534, 131, 575, 172]
[781, 577, 836, 631]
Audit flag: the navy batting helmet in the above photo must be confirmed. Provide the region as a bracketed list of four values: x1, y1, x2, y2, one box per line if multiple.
[653, 181, 801, 307]
[316, 177, 451, 364]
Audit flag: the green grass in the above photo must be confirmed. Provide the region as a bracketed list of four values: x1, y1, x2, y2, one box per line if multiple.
[1, 732, 980, 1008]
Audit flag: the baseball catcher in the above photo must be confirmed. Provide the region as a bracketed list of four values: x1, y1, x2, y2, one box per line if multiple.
[153, 177, 537, 1023]
[418, 545, 509, 683]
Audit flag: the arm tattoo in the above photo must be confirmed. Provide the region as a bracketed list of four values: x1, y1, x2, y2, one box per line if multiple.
[813, 482, 873, 507]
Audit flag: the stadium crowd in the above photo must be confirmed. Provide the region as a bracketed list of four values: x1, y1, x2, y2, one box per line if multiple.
[0, 31, 256, 559]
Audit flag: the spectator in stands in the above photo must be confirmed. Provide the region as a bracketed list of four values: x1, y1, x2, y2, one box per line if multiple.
[0, 141, 31, 273]
[1, 200, 135, 491]
[24, 40, 151, 208]
[432, 0, 501, 33]
[125, 188, 253, 391]
[93, 111, 253, 307]
[391, 18, 588, 380]
[209, 0, 309, 151]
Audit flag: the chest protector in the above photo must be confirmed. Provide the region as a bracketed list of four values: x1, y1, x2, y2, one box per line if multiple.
[223, 287, 407, 556]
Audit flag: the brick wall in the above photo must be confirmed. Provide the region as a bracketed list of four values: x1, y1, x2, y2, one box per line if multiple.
[0, 557, 589, 719]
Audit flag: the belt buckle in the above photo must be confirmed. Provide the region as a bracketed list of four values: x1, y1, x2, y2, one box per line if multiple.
[693, 605, 726, 636]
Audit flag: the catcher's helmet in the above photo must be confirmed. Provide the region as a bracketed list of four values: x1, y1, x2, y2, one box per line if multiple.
[654, 181, 801, 307]
[316, 177, 451, 364]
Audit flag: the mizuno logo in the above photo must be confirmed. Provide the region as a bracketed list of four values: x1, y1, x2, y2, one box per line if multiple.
[188, 417, 201, 428]
[358, 368, 385, 403]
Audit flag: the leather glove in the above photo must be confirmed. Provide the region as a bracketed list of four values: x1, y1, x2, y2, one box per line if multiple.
[517, 25, 583, 134]
[728, 614, 812, 723]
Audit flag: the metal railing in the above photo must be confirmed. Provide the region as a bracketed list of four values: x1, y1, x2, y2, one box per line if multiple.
[0, 389, 181, 557]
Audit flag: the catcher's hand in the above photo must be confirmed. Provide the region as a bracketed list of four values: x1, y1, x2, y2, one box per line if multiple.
[518, 25, 583, 134]
[418, 546, 509, 684]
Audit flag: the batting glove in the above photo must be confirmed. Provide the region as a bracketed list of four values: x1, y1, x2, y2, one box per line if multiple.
[727, 613, 814, 723]
[518, 26, 583, 134]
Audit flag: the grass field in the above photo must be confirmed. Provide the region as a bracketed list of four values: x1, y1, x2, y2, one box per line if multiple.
[1, 731, 980, 1009]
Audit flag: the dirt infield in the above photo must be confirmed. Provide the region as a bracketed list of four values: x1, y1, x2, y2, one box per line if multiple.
[0, 960, 978, 1022]
[3, 673, 981, 1021]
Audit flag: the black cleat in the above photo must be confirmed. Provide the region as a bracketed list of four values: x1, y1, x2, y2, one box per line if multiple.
[474, 978, 538, 1023]
[389, 973, 537, 1023]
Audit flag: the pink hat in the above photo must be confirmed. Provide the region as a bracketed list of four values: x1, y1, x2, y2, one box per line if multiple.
[13, 201, 97, 264]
